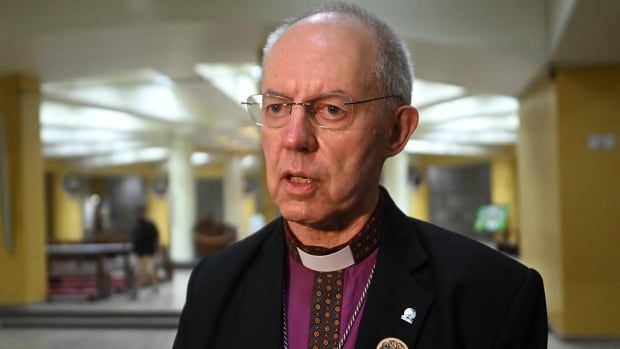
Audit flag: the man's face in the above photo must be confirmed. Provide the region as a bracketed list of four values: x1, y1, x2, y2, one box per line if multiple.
[261, 16, 394, 231]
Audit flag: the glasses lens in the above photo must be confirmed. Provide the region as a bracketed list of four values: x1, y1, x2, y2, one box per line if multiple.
[245, 94, 265, 126]
[244, 93, 354, 129]
[311, 94, 353, 129]
[246, 94, 292, 128]
[262, 95, 291, 128]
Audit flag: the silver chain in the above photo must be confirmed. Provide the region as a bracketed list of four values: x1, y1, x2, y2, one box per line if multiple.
[282, 282, 289, 349]
[282, 263, 376, 349]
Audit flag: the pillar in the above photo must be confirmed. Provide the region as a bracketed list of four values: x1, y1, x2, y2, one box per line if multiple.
[490, 147, 519, 244]
[223, 156, 245, 238]
[168, 133, 195, 263]
[383, 152, 410, 214]
[260, 158, 278, 222]
[0, 75, 47, 305]
[518, 66, 620, 337]
[409, 156, 430, 222]
[146, 175, 170, 247]
[47, 168, 83, 242]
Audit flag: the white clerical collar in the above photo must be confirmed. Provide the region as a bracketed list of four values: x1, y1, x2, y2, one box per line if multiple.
[297, 245, 355, 272]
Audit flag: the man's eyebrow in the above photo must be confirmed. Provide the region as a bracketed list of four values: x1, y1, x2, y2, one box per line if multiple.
[263, 89, 352, 100]
[308, 90, 353, 101]
[264, 89, 292, 99]
[327, 89, 348, 95]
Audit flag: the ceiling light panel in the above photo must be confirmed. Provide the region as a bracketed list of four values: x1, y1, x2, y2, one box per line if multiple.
[41, 101, 154, 131]
[43, 140, 147, 158]
[191, 152, 212, 166]
[413, 79, 466, 107]
[41, 127, 136, 143]
[420, 130, 517, 145]
[430, 113, 519, 132]
[195, 63, 260, 108]
[81, 147, 169, 167]
[405, 139, 492, 156]
[44, 79, 198, 123]
[419, 95, 518, 124]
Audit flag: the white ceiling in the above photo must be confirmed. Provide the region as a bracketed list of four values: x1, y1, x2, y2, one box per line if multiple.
[1, 0, 619, 168]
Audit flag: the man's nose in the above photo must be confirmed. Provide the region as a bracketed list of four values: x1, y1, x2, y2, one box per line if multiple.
[281, 105, 318, 153]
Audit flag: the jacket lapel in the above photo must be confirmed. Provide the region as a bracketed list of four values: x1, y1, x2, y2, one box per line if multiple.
[235, 222, 286, 348]
[355, 194, 435, 349]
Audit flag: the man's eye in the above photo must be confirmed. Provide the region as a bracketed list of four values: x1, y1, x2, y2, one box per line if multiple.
[266, 103, 284, 114]
[326, 104, 342, 115]
[316, 103, 345, 118]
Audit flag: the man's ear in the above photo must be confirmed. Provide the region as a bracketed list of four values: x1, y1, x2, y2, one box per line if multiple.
[385, 105, 419, 157]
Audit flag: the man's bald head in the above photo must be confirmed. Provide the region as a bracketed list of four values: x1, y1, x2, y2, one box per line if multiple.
[262, 2, 414, 110]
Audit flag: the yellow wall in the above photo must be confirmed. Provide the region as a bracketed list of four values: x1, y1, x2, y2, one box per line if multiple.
[408, 152, 519, 245]
[260, 164, 278, 222]
[518, 76, 565, 330]
[409, 155, 489, 223]
[44, 162, 170, 243]
[146, 176, 170, 246]
[240, 192, 257, 238]
[40, 160, 228, 247]
[556, 67, 620, 336]
[45, 164, 83, 242]
[410, 177, 430, 221]
[490, 147, 519, 242]
[518, 66, 620, 336]
[194, 162, 224, 178]
[0, 75, 47, 305]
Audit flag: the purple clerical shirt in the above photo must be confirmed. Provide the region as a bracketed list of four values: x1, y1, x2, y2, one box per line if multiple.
[286, 249, 378, 349]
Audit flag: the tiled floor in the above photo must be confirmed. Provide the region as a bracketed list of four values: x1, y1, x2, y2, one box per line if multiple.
[2, 328, 618, 349]
[548, 337, 620, 349]
[0, 269, 618, 349]
[19, 269, 191, 313]
[0, 329, 177, 349]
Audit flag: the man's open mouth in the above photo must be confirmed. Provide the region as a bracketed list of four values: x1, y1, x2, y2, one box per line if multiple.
[288, 175, 312, 184]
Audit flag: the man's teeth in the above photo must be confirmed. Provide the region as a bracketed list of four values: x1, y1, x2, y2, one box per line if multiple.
[290, 176, 311, 184]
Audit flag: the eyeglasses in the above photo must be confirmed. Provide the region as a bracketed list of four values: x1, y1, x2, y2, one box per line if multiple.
[241, 93, 402, 130]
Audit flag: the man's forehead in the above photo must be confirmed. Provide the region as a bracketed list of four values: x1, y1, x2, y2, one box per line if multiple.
[261, 13, 377, 95]
[266, 15, 374, 62]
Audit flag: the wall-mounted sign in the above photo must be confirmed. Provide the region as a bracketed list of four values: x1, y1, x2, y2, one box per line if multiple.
[588, 132, 616, 151]
[62, 173, 82, 196]
[151, 177, 168, 196]
[474, 205, 508, 234]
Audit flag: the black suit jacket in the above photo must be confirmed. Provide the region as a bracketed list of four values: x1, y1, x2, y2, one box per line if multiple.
[173, 194, 547, 348]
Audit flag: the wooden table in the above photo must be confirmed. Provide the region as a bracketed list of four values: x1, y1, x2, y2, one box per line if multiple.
[47, 242, 135, 300]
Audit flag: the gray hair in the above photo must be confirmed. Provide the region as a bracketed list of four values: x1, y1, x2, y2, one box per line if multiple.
[262, 2, 414, 109]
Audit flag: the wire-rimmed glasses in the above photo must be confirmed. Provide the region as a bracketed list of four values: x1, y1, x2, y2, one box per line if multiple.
[242, 93, 402, 130]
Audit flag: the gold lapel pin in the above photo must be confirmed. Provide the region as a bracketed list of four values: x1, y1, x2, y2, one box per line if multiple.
[376, 337, 408, 349]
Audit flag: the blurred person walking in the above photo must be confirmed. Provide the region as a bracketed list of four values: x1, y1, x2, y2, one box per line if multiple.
[132, 205, 160, 293]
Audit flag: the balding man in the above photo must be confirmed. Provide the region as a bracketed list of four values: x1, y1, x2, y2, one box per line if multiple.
[173, 3, 547, 349]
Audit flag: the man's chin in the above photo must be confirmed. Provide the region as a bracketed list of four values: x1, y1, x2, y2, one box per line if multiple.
[281, 206, 349, 232]
[279, 203, 319, 223]
[280, 209, 312, 225]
